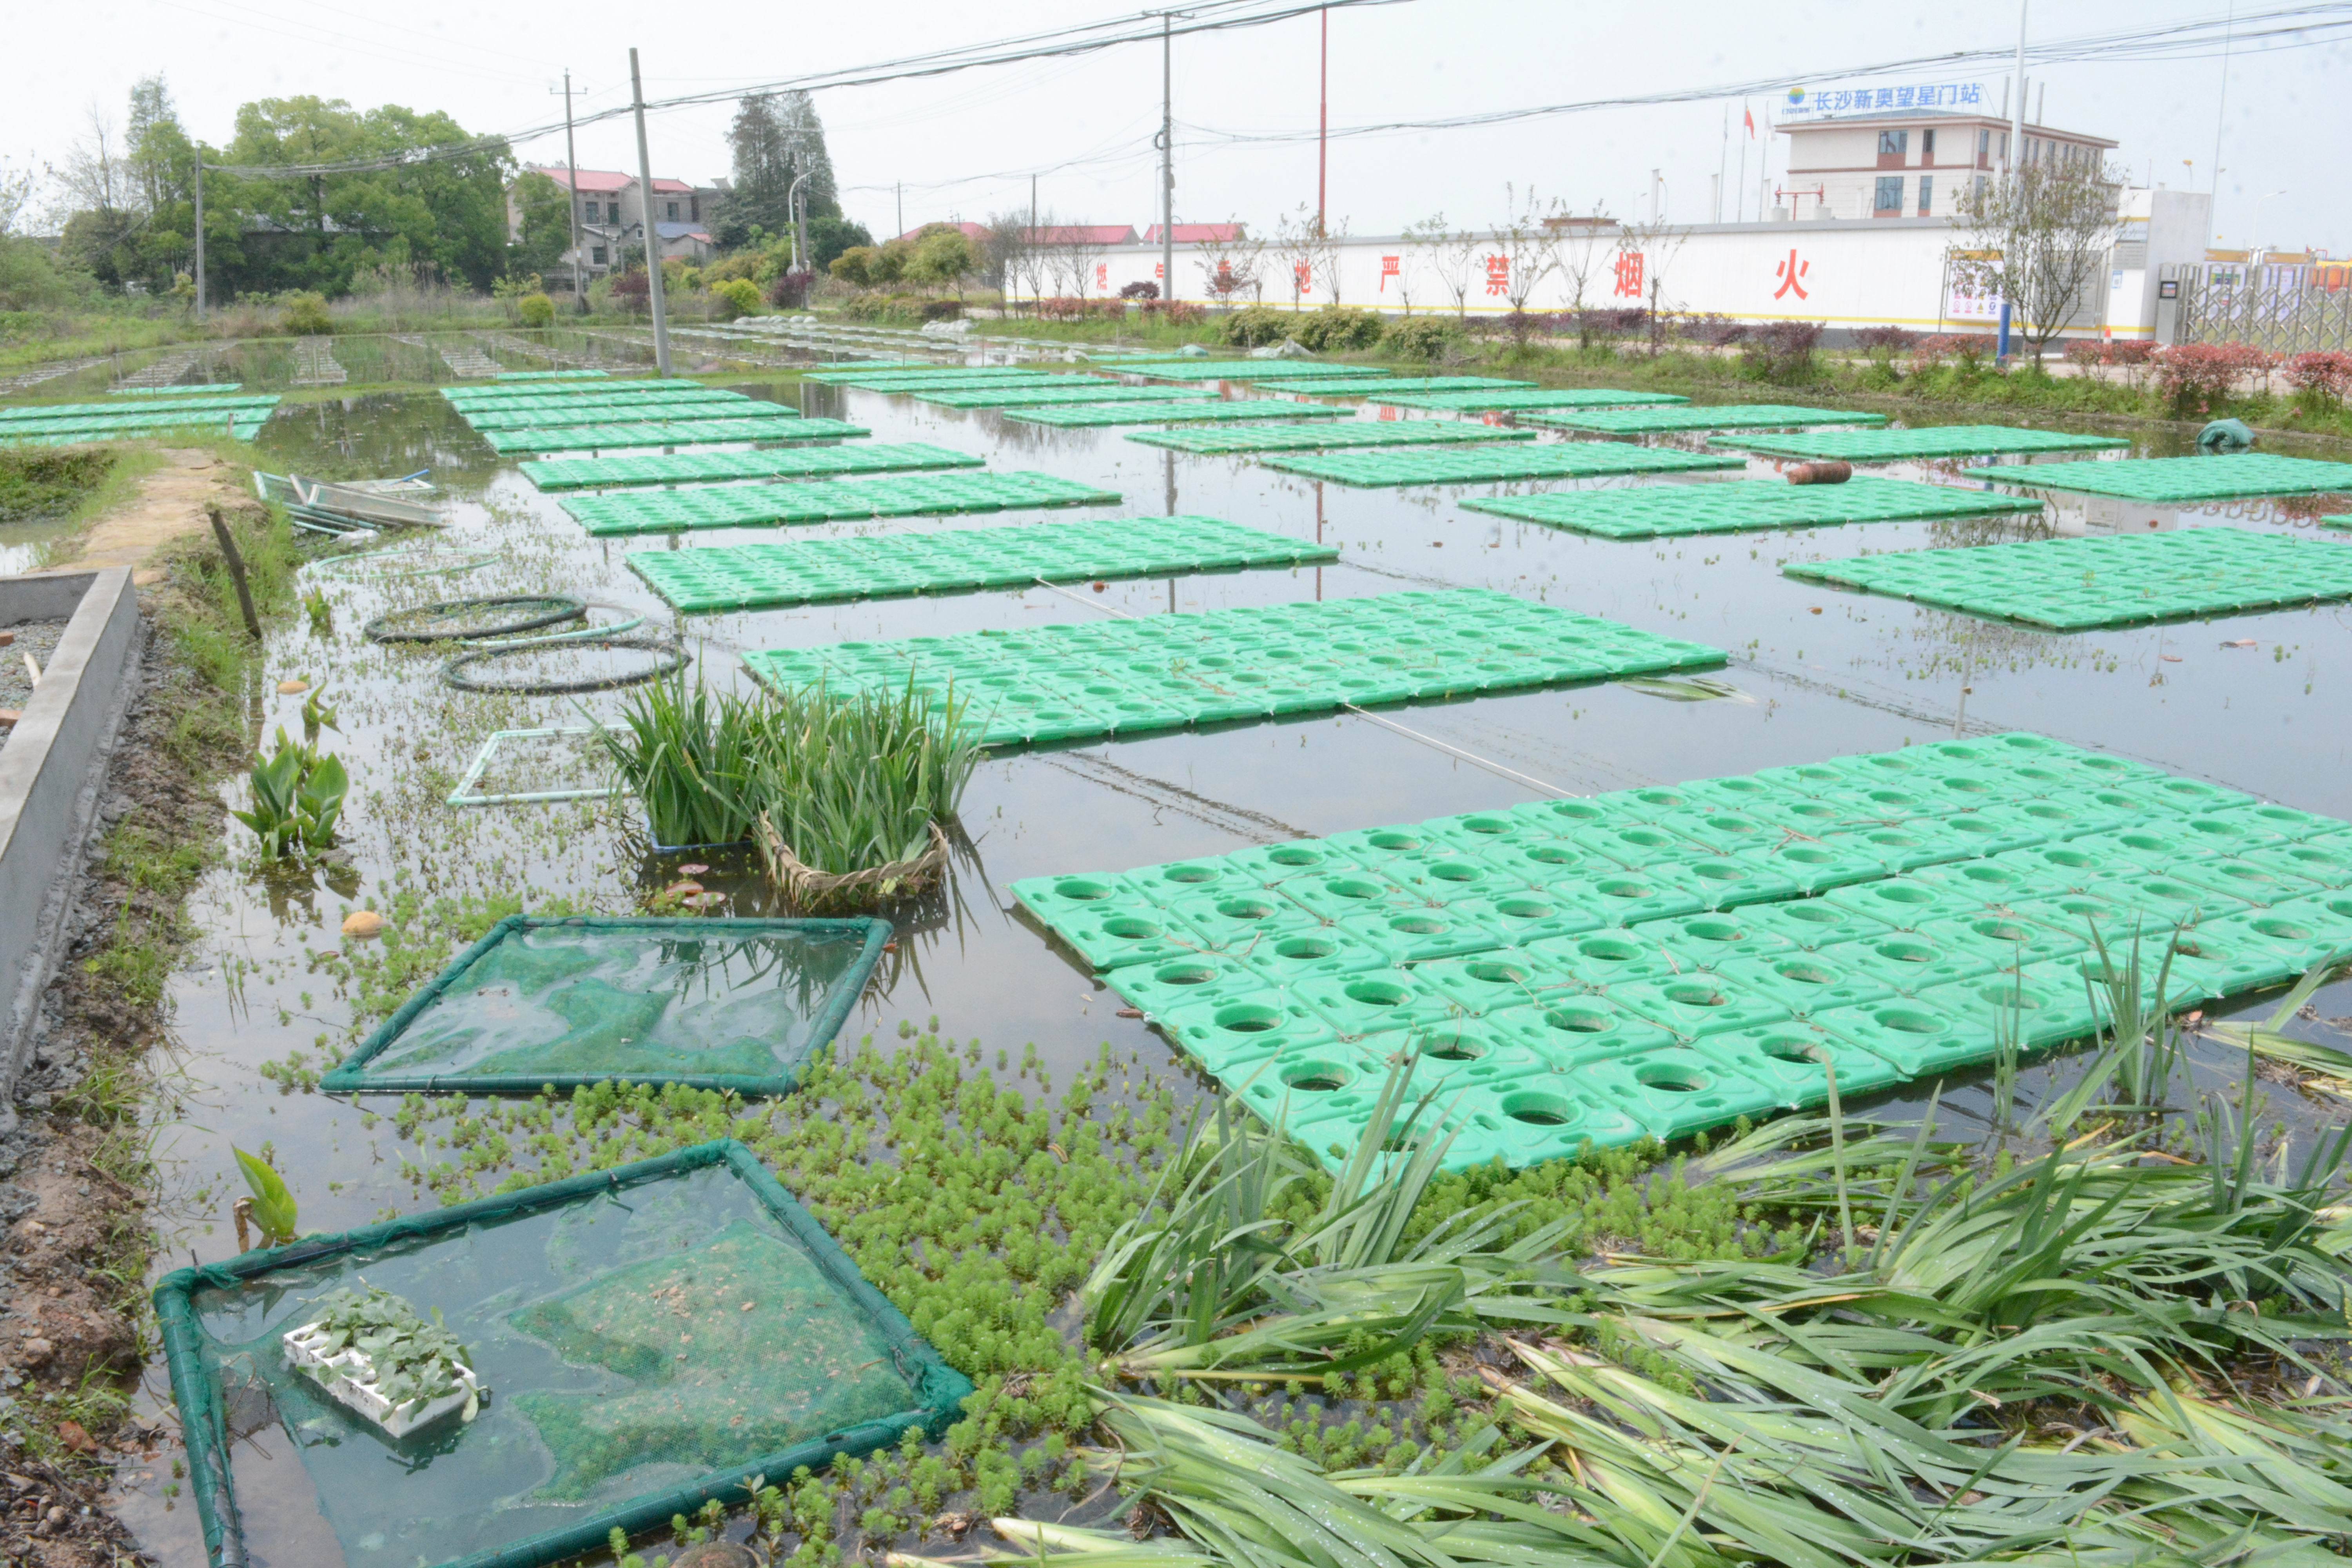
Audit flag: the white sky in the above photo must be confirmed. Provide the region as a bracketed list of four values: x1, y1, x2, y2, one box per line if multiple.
[5, 0, 2345, 253]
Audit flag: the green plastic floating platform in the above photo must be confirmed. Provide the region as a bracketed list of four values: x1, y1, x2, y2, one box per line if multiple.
[1129, 361, 1394, 383]
[1130, 421, 1536, 455]
[1004, 400, 1347, 428]
[485, 417, 863, 455]
[0, 406, 283, 441]
[1786, 524, 2352, 630]
[2325, 515, 2350, 530]
[455, 393, 764, 430]
[1372, 389, 1688, 412]
[156, 1139, 971, 1568]
[1265, 376, 1539, 397]
[561, 471, 1121, 535]
[628, 515, 1335, 611]
[801, 366, 1083, 387]
[1977, 452, 2352, 503]
[1710, 425, 2132, 461]
[0, 394, 279, 424]
[491, 368, 611, 381]
[917, 383, 1219, 409]
[1262, 441, 1743, 486]
[321, 915, 889, 1094]
[1524, 403, 1887, 435]
[1011, 731, 2352, 1171]
[1463, 475, 2041, 539]
[743, 589, 1725, 748]
[445, 385, 740, 410]
[521, 441, 982, 492]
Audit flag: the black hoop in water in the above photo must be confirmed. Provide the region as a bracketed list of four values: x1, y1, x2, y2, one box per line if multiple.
[441, 636, 690, 696]
[365, 595, 588, 644]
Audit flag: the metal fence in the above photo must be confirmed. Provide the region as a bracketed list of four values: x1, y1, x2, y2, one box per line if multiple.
[2171, 260, 2352, 353]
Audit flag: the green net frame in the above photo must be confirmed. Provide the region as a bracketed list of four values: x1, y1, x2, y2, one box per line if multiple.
[154, 1138, 973, 1568]
[319, 915, 891, 1096]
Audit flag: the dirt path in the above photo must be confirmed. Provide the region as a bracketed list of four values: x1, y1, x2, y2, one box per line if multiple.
[52, 449, 248, 585]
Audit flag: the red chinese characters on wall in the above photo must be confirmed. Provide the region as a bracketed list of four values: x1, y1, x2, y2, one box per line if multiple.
[1612, 250, 1645, 298]
[1773, 249, 1810, 300]
[1295, 260, 1314, 295]
[1484, 255, 1510, 296]
[1379, 255, 1401, 292]
[1096, 262, 1109, 290]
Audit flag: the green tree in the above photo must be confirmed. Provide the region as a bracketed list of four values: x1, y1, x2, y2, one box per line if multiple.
[509, 170, 572, 274]
[1951, 160, 2122, 365]
[906, 225, 977, 294]
[806, 214, 870, 274]
[715, 89, 840, 250]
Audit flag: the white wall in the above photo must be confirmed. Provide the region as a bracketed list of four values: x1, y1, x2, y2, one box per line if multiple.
[1058, 196, 2204, 343]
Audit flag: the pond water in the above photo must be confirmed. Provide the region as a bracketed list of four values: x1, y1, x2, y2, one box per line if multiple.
[99, 339, 2352, 1566]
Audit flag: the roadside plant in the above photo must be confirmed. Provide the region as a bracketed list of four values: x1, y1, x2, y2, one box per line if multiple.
[234, 687, 346, 860]
[233, 1145, 298, 1245]
[298, 1285, 479, 1421]
[2156, 341, 2277, 415]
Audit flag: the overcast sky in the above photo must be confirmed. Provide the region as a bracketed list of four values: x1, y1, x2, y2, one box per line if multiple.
[5, 0, 2345, 253]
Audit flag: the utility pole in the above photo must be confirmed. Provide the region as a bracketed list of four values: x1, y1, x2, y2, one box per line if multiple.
[630, 47, 672, 376]
[2210, 0, 2236, 236]
[193, 156, 206, 322]
[1030, 173, 1038, 313]
[1999, 0, 2026, 363]
[896, 182, 903, 239]
[1316, 5, 1329, 236]
[561, 70, 586, 313]
[1160, 13, 1174, 305]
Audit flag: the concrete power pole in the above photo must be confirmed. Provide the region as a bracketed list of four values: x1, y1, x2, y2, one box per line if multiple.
[1999, 0, 2027, 362]
[1160, 14, 1174, 306]
[630, 47, 672, 376]
[193, 156, 206, 322]
[561, 70, 586, 313]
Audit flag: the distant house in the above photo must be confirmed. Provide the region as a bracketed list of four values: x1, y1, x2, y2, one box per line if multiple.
[509, 167, 715, 282]
[1024, 224, 1140, 246]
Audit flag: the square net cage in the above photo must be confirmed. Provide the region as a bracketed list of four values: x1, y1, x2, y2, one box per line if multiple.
[320, 916, 890, 1095]
[156, 1140, 973, 1568]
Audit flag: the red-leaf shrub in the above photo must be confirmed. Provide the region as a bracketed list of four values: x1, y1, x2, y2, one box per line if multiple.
[2155, 342, 2278, 414]
[2284, 350, 2352, 407]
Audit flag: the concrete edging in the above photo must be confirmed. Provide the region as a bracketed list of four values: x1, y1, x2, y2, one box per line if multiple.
[0, 569, 143, 1124]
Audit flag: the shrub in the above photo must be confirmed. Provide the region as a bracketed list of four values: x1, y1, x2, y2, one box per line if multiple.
[1564, 307, 1645, 347]
[1911, 333, 1996, 374]
[1118, 280, 1160, 301]
[2155, 341, 2276, 416]
[280, 291, 332, 336]
[709, 278, 763, 320]
[1853, 325, 1918, 357]
[1680, 313, 1748, 347]
[1381, 316, 1465, 362]
[608, 269, 650, 314]
[1139, 299, 1206, 325]
[516, 292, 554, 328]
[2284, 350, 2352, 409]
[922, 299, 962, 321]
[1290, 305, 1384, 352]
[768, 269, 812, 310]
[1036, 297, 1125, 322]
[1742, 320, 1825, 383]
[829, 247, 882, 288]
[1216, 303, 1293, 347]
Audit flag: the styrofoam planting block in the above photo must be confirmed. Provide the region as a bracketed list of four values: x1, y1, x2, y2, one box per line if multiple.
[1521, 404, 1888, 434]
[1004, 400, 1349, 428]
[1009, 731, 2352, 1171]
[486, 418, 864, 454]
[1976, 452, 2352, 502]
[1460, 475, 2040, 539]
[1709, 425, 2133, 461]
[1130, 421, 1537, 455]
[626, 515, 1336, 611]
[741, 588, 1727, 749]
[283, 1322, 483, 1440]
[1372, 389, 1688, 412]
[1786, 525, 2352, 630]
[521, 441, 984, 492]
[1261, 441, 1744, 486]
[560, 471, 1122, 535]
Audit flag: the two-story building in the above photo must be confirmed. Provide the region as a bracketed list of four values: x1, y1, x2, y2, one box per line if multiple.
[508, 167, 717, 285]
[1777, 110, 2117, 222]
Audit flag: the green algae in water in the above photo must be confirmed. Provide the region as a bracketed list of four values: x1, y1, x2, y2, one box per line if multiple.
[322, 916, 890, 1095]
[508, 1220, 916, 1502]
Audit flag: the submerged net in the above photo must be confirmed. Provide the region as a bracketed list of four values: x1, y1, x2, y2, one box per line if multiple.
[322, 915, 889, 1093]
[365, 595, 587, 643]
[160, 1146, 969, 1568]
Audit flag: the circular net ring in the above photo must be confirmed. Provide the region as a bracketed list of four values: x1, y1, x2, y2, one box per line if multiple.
[441, 637, 690, 696]
[365, 595, 588, 644]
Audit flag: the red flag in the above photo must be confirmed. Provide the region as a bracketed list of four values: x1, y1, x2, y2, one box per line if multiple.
[1744, 105, 1757, 137]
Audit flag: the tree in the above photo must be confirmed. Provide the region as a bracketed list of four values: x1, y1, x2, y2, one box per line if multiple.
[829, 246, 880, 288]
[1049, 226, 1108, 299]
[1271, 204, 1318, 310]
[1310, 214, 1350, 306]
[1394, 215, 1453, 314]
[1951, 160, 2122, 365]
[715, 90, 838, 249]
[1545, 207, 1619, 347]
[1194, 217, 1263, 308]
[1486, 185, 1561, 341]
[509, 170, 571, 274]
[1428, 219, 1483, 321]
[982, 211, 1030, 305]
[806, 215, 869, 274]
[907, 225, 977, 296]
[1615, 208, 1690, 356]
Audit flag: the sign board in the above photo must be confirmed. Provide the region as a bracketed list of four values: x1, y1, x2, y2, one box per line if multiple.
[1782, 81, 1988, 120]
[1946, 275, 2003, 322]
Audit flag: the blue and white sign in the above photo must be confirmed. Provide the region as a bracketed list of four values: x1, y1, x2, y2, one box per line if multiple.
[1782, 81, 1988, 119]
